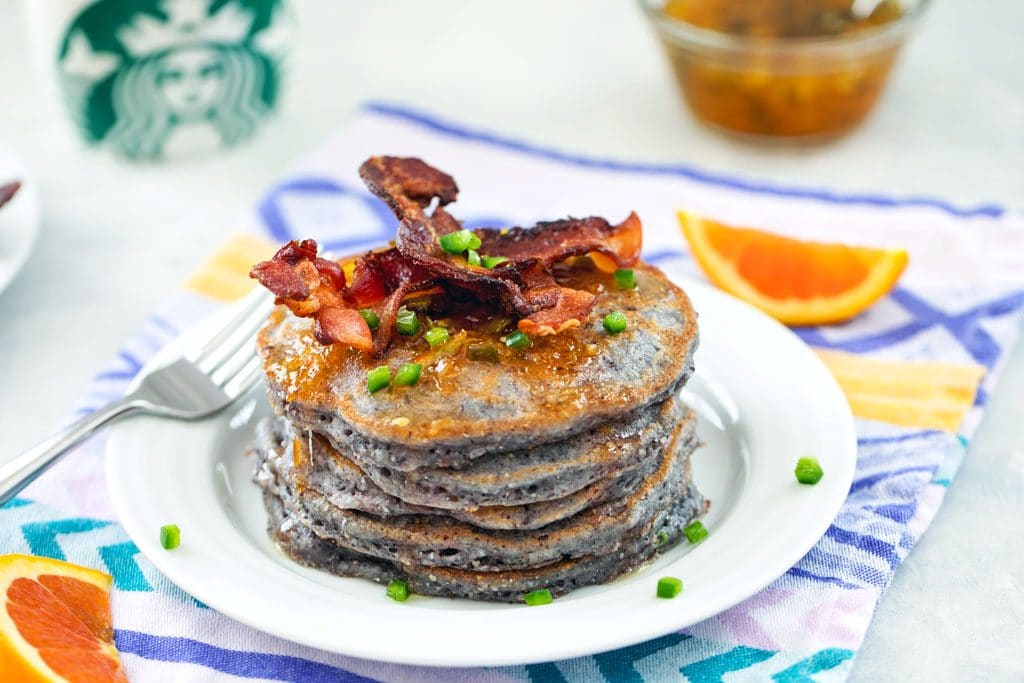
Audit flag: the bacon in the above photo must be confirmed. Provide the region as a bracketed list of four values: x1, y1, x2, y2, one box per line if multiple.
[359, 156, 534, 315]
[359, 156, 641, 331]
[372, 281, 441, 354]
[516, 266, 598, 336]
[346, 248, 434, 307]
[274, 238, 318, 265]
[250, 258, 309, 300]
[250, 239, 372, 351]
[251, 157, 646, 354]
[315, 307, 373, 351]
[476, 213, 642, 273]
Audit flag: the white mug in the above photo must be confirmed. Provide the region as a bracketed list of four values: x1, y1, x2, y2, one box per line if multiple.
[23, 0, 291, 161]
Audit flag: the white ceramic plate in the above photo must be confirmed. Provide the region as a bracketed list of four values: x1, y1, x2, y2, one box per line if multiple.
[107, 278, 856, 667]
[0, 146, 40, 297]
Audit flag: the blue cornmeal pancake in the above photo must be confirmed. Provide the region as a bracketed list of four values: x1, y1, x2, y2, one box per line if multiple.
[253, 404, 696, 531]
[290, 397, 692, 509]
[260, 479, 705, 603]
[258, 261, 699, 467]
[254, 413, 697, 573]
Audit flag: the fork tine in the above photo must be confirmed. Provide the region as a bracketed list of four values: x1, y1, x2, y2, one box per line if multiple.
[186, 286, 272, 365]
[209, 332, 258, 388]
[192, 293, 275, 375]
[222, 355, 263, 399]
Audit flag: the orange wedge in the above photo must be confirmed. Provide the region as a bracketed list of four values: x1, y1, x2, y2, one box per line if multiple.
[0, 554, 126, 683]
[678, 210, 908, 325]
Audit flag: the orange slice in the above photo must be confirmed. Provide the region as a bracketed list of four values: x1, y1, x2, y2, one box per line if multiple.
[678, 210, 908, 325]
[0, 554, 126, 683]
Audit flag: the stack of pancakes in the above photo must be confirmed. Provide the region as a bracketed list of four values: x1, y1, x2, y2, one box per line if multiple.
[251, 262, 705, 602]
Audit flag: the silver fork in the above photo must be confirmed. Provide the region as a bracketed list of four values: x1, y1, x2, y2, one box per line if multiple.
[0, 287, 275, 507]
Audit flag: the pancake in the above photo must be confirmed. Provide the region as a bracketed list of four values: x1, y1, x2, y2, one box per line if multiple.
[254, 416, 684, 530]
[294, 398, 692, 507]
[254, 420, 696, 572]
[259, 261, 699, 462]
[288, 391, 684, 476]
[261, 481, 706, 602]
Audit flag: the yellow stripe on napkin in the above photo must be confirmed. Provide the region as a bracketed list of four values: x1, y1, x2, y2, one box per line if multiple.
[185, 233, 278, 301]
[815, 349, 986, 432]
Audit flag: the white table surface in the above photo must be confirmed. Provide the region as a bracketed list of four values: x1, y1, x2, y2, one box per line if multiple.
[0, 1, 1021, 680]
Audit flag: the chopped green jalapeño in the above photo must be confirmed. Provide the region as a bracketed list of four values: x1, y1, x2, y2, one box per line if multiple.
[614, 268, 636, 290]
[386, 579, 410, 602]
[603, 311, 628, 334]
[683, 520, 709, 544]
[439, 229, 480, 254]
[394, 363, 422, 387]
[424, 327, 450, 348]
[481, 255, 509, 269]
[160, 524, 180, 550]
[358, 309, 380, 330]
[795, 457, 824, 485]
[503, 330, 532, 350]
[657, 576, 683, 599]
[523, 589, 553, 606]
[395, 307, 420, 336]
[366, 366, 391, 393]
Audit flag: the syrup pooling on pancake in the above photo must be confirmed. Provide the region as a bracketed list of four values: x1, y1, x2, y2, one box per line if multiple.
[258, 261, 699, 452]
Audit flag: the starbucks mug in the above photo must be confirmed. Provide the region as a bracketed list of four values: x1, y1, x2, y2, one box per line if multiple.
[23, 0, 291, 161]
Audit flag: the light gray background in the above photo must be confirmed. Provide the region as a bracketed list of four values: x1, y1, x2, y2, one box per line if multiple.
[0, 1, 1021, 680]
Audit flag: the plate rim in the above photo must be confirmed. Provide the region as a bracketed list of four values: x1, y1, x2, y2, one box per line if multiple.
[106, 277, 857, 667]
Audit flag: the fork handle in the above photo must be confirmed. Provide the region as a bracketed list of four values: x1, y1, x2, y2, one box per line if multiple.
[0, 398, 146, 508]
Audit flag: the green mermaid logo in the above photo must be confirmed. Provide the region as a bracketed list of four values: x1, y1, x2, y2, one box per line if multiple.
[57, 0, 288, 160]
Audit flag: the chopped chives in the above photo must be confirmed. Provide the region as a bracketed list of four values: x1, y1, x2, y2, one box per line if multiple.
[358, 309, 380, 330]
[602, 311, 628, 334]
[656, 576, 683, 599]
[424, 326, 450, 348]
[386, 579, 410, 602]
[467, 342, 500, 363]
[467, 233, 482, 251]
[481, 255, 509, 269]
[466, 249, 481, 267]
[683, 520, 709, 544]
[366, 366, 391, 393]
[438, 229, 476, 254]
[614, 268, 636, 290]
[795, 457, 824, 485]
[395, 307, 420, 336]
[394, 363, 422, 387]
[523, 589, 553, 606]
[655, 530, 669, 547]
[503, 330, 532, 350]
[159, 524, 180, 550]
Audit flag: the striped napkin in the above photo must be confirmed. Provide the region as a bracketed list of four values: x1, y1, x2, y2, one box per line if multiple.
[5, 103, 1023, 682]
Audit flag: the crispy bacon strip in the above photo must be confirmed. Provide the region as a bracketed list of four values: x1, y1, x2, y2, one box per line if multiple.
[476, 213, 642, 273]
[253, 157, 646, 352]
[250, 240, 373, 351]
[346, 248, 434, 307]
[344, 247, 439, 353]
[516, 266, 598, 336]
[359, 157, 537, 315]
[358, 156, 640, 333]
[314, 308, 374, 349]
[0, 181, 19, 211]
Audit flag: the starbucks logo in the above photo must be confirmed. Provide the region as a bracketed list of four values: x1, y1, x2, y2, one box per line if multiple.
[57, 0, 289, 160]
